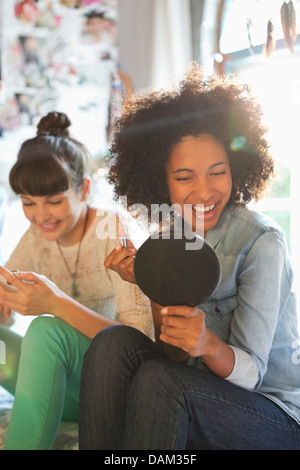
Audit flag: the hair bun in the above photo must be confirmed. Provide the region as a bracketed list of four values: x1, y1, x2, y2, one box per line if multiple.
[37, 111, 71, 137]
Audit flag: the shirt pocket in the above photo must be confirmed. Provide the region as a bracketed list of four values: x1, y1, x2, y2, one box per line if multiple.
[199, 294, 238, 343]
[213, 294, 238, 316]
[200, 293, 238, 316]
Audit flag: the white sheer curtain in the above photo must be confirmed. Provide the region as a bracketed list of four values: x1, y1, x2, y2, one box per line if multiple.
[118, 0, 193, 90]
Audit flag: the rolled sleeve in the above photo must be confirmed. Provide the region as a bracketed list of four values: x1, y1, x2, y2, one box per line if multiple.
[225, 345, 259, 390]
[229, 229, 292, 387]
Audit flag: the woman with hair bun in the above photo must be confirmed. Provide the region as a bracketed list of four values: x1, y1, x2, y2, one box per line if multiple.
[0, 111, 152, 450]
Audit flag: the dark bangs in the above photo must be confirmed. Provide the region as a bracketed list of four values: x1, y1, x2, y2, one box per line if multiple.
[9, 141, 72, 196]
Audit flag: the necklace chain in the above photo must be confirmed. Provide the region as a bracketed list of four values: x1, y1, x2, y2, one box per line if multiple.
[56, 207, 89, 298]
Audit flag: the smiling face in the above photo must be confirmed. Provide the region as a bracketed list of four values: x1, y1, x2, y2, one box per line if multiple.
[21, 180, 90, 246]
[165, 135, 232, 237]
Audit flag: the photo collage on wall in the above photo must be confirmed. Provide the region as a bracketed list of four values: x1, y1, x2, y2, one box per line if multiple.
[0, 0, 122, 156]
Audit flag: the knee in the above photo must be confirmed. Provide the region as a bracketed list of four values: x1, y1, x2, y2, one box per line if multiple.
[133, 359, 171, 391]
[23, 316, 60, 339]
[22, 316, 67, 353]
[84, 325, 148, 363]
[128, 359, 181, 412]
[82, 325, 158, 384]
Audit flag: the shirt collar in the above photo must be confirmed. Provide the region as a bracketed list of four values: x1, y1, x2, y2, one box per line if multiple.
[205, 203, 233, 249]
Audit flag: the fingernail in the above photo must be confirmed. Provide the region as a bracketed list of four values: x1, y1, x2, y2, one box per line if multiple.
[161, 308, 168, 314]
[11, 269, 20, 277]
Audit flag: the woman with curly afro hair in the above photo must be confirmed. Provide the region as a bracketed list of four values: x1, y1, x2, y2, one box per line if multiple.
[79, 63, 300, 450]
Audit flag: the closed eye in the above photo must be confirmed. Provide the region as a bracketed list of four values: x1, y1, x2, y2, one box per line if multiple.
[22, 202, 34, 207]
[49, 200, 63, 205]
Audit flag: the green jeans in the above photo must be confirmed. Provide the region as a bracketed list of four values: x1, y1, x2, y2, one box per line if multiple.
[0, 316, 90, 450]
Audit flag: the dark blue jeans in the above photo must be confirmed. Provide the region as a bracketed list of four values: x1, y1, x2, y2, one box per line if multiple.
[79, 325, 300, 450]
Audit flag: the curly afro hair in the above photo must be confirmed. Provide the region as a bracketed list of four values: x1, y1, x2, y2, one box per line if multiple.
[108, 62, 275, 215]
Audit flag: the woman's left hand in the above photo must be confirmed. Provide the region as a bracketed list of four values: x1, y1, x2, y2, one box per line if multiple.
[104, 239, 137, 284]
[160, 305, 212, 358]
[0, 266, 63, 317]
[160, 305, 236, 377]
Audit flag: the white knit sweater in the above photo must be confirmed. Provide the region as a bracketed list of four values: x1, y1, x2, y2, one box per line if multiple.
[5, 211, 153, 338]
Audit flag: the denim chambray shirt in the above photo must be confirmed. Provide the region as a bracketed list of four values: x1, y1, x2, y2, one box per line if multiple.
[188, 203, 300, 425]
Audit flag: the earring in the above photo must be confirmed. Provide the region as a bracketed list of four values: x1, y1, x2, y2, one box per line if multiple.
[81, 177, 91, 201]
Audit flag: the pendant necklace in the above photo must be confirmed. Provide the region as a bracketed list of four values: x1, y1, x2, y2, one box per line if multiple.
[56, 207, 89, 299]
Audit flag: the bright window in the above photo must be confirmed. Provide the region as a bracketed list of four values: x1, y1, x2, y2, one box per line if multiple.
[219, 0, 300, 293]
